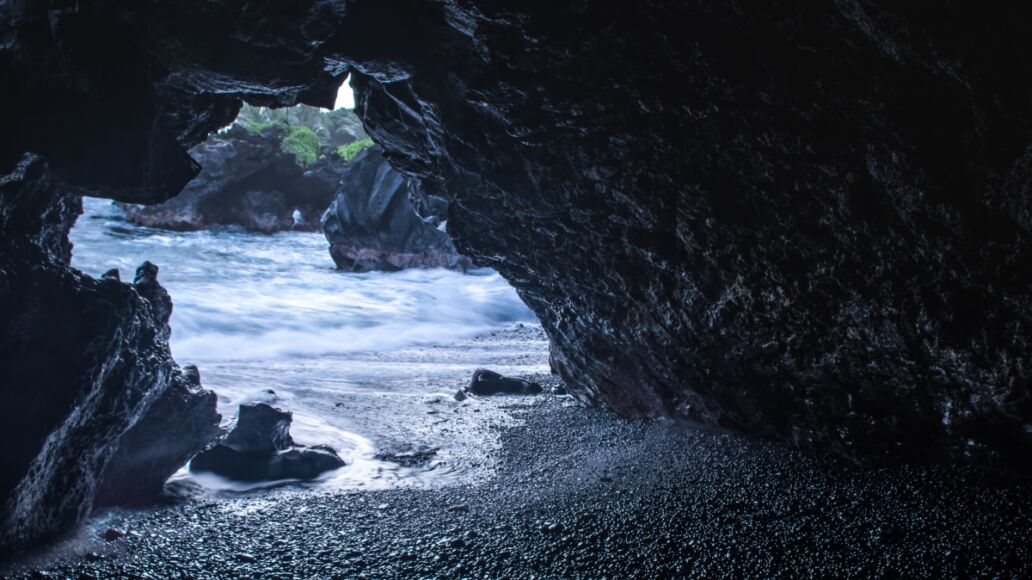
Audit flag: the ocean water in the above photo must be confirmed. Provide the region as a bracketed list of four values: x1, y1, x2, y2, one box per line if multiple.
[70, 197, 546, 492]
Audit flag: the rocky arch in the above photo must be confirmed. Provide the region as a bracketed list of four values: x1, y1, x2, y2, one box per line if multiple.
[3, 0, 1032, 550]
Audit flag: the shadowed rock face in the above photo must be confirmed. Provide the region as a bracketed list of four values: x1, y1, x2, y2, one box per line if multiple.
[0, 155, 219, 549]
[321, 147, 469, 272]
[94, 364, 221, 508]
[119, 124, 342, 232]
[119, 107, 369, 232]
[3, 0, 1032, 480]
[191, 404, 345, 482]
[337, 1, 1032, 471]
[0, 0, 346, 202]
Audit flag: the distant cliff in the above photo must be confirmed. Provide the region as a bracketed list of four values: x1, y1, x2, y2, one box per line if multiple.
[119, 105, 372, 233]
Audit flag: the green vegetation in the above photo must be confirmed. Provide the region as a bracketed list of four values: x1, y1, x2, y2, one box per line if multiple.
[279, 125, 321, 168]
[235, 104, 366, 141]
[233, 104, 373, 168]
[336, 138, 375, 163]
[245, 120, 285, 135]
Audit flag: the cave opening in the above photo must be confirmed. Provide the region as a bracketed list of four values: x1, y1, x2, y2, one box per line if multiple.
[65, 79, 546, 494]
[3, 2, 1032, 575]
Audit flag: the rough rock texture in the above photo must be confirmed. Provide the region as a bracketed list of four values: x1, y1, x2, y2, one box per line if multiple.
[0, 155, 219, 549]
[3, 1, 1032, 472]
[190, 404, 345, 482]
[321, 147, 470, 272]
[0, 1, 346, 202]
[346, 2, 1032, 471]
[119, 122, 353, 232]
[459, 369, 543, 399]
[221, 403, 295, 455]
[94, 365, 221, 508]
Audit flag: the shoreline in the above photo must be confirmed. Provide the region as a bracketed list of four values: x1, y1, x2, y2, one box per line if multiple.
[4, 329, 1030, 576]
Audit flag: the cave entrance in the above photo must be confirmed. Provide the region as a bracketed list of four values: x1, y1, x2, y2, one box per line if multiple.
[67, 79, 546, 493]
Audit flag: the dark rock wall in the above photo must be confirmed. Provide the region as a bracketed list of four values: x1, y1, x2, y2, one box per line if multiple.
[0, 0, 346, 202]
[347, 1, 1032, 469]
[2, 1, 1032, 474]
[0, 155, 218, 549]
[321, 147, 469, 272]
[93, 364, 221, 508]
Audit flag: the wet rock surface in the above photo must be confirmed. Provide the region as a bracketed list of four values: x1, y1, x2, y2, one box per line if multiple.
[321, 147, 469, 272]
[0, 156, 218, 550]
[6, 397, 1029, 577]
[3, 1, 1031, 469]
[94, 365, 221, 508]
[119, 111, 363, 232]
[190, 404, 345, 482]
[373, 446, 440, 469]
[221, 403, 295, 455]
[344, 2, 1032, 471]
[460, 369, 543, 398]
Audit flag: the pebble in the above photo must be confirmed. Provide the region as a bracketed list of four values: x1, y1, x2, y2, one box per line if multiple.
[101, 529, 124, 542]
[6, 389, 1030, 578]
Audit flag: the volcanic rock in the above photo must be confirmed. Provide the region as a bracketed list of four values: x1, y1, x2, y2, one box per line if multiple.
[119, 110, 363, 232]
[94, 364, 221, 507]
[2, 1, 1032, 473]
[222, 403, 295, 455]
[321, 147, 471, 272]
[0, 155, 219, 550]
[459, 369, 543, 398]
[191, 404, 345, 482]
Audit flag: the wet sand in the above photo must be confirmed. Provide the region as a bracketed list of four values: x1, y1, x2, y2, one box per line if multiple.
[4, 327, 1031, 578]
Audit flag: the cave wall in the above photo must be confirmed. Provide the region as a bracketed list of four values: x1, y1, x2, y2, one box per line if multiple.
[0, 155, 219, 550]
[0, 0, 347, 201]
[334, 1, 1032, 469]
[2, 0, 1032, 482]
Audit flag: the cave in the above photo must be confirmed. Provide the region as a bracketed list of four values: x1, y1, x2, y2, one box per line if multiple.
[2, 1, 1031, 576]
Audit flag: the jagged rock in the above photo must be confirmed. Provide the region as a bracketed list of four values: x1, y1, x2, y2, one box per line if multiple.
[94, 365, 221, 507]
[321, 147, 471, 272]
[458, 369, 543, 399]
[119, 111, 365, 232]
[0, 155, 218, 550]
[3, 1, 1032, 473]
[0, 2, 346, 202]
[222, 402, 294, 455]
[347, 2, 1032, 471]
[191, 404, 345, 482]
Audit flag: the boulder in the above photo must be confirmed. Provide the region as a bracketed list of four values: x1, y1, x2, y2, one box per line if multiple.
[457, 369, 543, 399]
[222, 402, 294, 454]
[321, 147, 471, 272]
[191, 445, 345, 482]
[191, 404, 345, 482]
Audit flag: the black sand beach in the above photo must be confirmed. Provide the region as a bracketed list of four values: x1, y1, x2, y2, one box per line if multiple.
[5, 332, 1030, 578]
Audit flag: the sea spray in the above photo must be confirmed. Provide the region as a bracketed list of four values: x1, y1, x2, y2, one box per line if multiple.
[70, 197, 547, 491]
